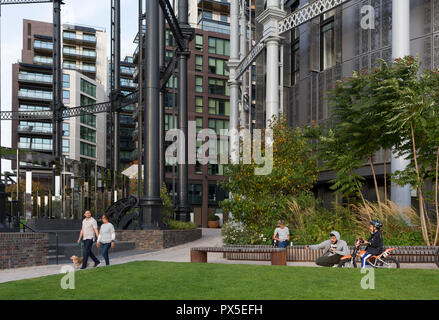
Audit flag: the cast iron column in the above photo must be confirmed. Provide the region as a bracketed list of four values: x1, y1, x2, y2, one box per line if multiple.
[391, 0, 411, 209]
[159, 7, 166, 189]
[137, 0, 143, 199]
[0, 4, 7, 231]
[175, 0, 191, 222]
[114, 0, 121, 174]
[53, 0, 63, 159]
[140, 0, 163, 229]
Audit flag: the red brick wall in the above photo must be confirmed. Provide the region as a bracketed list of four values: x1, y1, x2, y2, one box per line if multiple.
[0, 233, 49, 270]
[116, 229, 202, 250]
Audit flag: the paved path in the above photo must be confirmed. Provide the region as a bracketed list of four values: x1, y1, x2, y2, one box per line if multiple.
[0, 228, 437, 284]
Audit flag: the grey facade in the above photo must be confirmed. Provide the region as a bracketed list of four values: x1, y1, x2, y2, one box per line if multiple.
[254, 0, 439, 206]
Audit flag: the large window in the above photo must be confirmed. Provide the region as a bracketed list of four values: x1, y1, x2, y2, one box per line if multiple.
[320, 10, 336, 71]
[208, 37, 230, 56]
[19, 104, 50, 112]
[18, 121, 52, 134]
[208, 119, 229, 135]
[80, 78, 96, 97]
[208, 98, 229, 116]
[208, 58, 229, 76]
[63, 123, 70, 136]
[18, 71, 52, 84]
[195, 34, 203, 51]
[291, 25, 300, 85]
[208, 78, 229, 96]
[189, 183, 202, 205]
[63, 74, 70, 88]
[195, 96, 203, 113]
[63, 90, 70, 104]
[165, 114, 177, 130]
[80, 94, 96, 127]
[195, 55, 203, 72]
[165, 30, 174, 47]
[195, 76, 203, 93]
[62, 139, 70, 153]
[19, 137, 52, 151]
[18, 89, 52, 100]
[80, 126, 96, 143]
[195, 117, 203, 134]
[80, 142, 96, 158]
[34, 55, 52, 65]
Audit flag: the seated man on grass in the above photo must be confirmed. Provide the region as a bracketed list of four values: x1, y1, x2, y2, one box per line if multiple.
[306, 231, 349, 267]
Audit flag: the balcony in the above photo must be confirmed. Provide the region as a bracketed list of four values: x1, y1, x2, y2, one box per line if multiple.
[34, 40, 53, 54]
[63, 32, 97, 47]
[63, 48, 96, 61]
[18, 72, 52, 86]
[18, 125, 52, 135]
[33, 55, 53, 66]
[197, 0, 230, 13]
[18, 89, 53, 102]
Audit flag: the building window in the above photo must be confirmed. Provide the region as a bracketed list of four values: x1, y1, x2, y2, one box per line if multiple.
[195, 96, 203, 113]
[63, 74, 70, 88]
[320, 10, 336, 71]
[291, 41, 300, 85]
[62, 139, 70, 153]
[80, 78, 96, 97]
[195, 76, 203, 93]
[208, 58, 229, 76]
[19, 137, 52, 151]
[63, 122, 70, 136]
[165, 30, 174, 47]
[34, 55, 53, 65]
[80, 126, 96, 143]
[80, 142, 96, 158]
[195, 55, 203, 72]
[208, 98, 230, 116]
[27, 23, 31, 36]
[165, 114, 177, 131]
[208, 163, 224, 176]
[195, 117, 203, 133]
[208, 78, 229, 96]
[166, 74, 178, 89]
[208, 37, 230, 56]
[208, 118, 229, 135]
[195, 34, 203, 51]
[188, 183, 202, 205]
[18, 121, 52, 134]
[63, 60, 77, 70]
[63, 90, 70, 104]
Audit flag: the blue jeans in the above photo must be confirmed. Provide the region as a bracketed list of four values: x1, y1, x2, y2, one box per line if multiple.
[278, 240, 289, 248]
[82, 239, 99, 268]
[101, 243, 112, 265]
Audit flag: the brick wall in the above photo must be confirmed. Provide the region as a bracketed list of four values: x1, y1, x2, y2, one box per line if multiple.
[116, 229, 202, 250]
[0, 233, 49, 270]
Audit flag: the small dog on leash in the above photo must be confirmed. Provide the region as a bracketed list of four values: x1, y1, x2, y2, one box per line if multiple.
[70, 256, 89, 269]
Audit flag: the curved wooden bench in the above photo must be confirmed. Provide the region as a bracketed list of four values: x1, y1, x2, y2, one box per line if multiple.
[190, 247, 287, 265]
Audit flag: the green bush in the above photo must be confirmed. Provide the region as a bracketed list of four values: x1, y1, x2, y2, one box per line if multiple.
[208, 214, 219, 221]
[167, 220, 197, 230]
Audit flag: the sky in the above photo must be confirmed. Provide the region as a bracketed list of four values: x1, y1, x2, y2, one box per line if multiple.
[1, 0, 140, 174]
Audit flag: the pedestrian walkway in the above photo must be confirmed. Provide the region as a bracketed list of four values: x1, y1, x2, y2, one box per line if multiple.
[0, 228, 436, 284]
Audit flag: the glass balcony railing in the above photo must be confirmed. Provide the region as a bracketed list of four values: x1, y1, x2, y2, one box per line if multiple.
[82, 65, 97, 73]
[18, 142, 53, 151]
[18, 125, 53, 134]
[34, 40, 53, 51]
[18, 89, 53, 101]
[34, 55, 53, 65]
[18, 72, 52, 84]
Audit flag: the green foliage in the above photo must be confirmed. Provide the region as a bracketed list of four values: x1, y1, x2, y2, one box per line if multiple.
[167, 220, 196, 230]
[160, 183, 174, 224]
[208, 214, 219, 221]
[220, 116, 320, 239]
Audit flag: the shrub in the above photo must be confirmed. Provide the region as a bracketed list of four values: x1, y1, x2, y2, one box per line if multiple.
[167, 220, 197, 230]
[208, 214, 219, 221]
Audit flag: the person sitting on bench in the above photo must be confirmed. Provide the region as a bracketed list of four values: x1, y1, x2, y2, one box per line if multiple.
[306, 231, 349, 267]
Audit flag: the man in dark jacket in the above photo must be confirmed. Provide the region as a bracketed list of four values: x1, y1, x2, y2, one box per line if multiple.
[361, 220, 384, 268]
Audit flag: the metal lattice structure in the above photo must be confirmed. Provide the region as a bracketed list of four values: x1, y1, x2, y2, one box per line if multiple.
[0, 91, 138, 121]
[278, 0, 350, 34]
[0, 0, 53, 4]
[235, 0, 351, 79]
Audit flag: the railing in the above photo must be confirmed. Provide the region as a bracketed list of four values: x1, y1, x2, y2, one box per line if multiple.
[10, 216, 59, 265]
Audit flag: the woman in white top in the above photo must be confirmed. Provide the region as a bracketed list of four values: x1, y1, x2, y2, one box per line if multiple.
[273, 220, 290, 248]
[96, 214, 116, 266]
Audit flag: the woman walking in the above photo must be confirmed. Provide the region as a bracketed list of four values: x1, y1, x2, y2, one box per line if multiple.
[96, 214, 116, 266]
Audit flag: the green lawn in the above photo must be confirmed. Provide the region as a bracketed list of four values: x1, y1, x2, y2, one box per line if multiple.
[0, 261, 438, 300]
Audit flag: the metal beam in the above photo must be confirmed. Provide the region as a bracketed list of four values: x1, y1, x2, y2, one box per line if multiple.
[0, 0, 53, 4]
[159, 0, 185, 51]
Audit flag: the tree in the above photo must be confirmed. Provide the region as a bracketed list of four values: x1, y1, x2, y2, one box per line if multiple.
[219, 116, 319, 238]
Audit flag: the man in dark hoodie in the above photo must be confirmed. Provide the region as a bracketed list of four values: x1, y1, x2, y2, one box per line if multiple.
[306, 231, 350, 267]
[361, 220, 384, 268]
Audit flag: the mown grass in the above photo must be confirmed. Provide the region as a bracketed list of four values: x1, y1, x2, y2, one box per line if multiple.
[0, 261, 438, 300]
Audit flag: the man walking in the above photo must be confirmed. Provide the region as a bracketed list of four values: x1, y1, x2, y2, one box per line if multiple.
[77, 210, 100, 269]
[306, 231, 349, 267]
